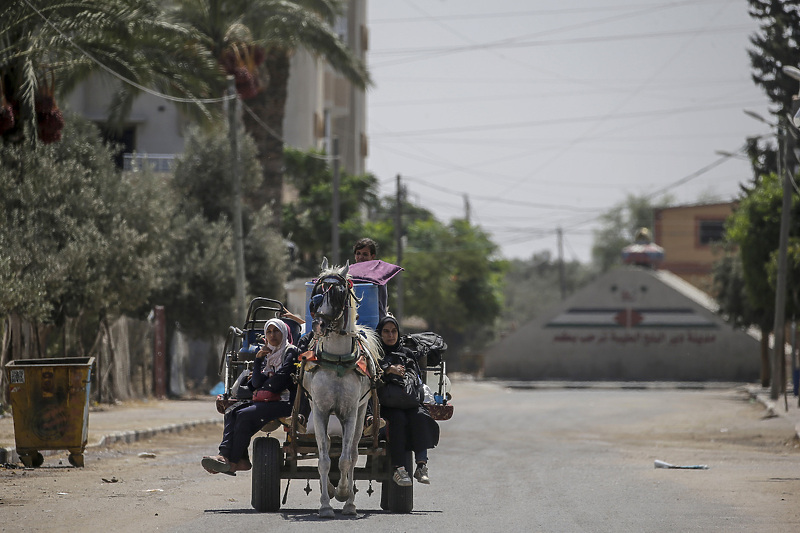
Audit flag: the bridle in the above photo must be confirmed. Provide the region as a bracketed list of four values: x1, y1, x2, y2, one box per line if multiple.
[309, 273, 356, 336]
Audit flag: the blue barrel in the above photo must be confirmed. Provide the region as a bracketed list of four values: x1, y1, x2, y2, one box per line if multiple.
[305, 281, 379, 330]
[354, 283, 380, 329]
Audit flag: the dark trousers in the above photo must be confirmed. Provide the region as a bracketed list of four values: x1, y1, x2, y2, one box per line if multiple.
[383, 406, 431, 467]
[219, 400, 292, 462]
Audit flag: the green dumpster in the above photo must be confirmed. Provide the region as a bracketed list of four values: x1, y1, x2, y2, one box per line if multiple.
[4, 357, 95, 467]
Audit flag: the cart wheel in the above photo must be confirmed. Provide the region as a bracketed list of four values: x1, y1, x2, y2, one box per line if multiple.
[68, 453, 85, 467]
[20, 452, 44, 468]
[383, 479, 413, 513]
[251, 436, 282, 512]
[380, 480, 389, 510]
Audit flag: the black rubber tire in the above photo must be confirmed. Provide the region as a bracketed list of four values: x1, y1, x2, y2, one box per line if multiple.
[384, 479, 413, 513]
[251, 436, 281, 512]
[380, 480, 389, 510]
[67, 453, 84, 467]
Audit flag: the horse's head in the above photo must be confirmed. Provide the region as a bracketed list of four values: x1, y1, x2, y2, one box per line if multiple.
[309, 258, 354, 336]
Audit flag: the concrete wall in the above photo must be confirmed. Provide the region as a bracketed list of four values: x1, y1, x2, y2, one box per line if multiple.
[484, 267, 760, 382]
[64, 75, 187, 156]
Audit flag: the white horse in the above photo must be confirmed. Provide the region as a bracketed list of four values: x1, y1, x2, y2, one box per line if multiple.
[302, 259, 382, 517]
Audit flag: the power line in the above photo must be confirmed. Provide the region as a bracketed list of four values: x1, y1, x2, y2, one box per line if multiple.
[373, 0, 740, 70]
[403, 177, 606, 212]
[21, 0, 232, 105]
[374, 0, 729, 24]
[372, 100, 763, 137]
[371, 25, 752, 67]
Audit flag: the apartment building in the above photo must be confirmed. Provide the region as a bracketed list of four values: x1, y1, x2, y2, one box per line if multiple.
[64, 0, 368, 177]
[653, 202, 735, 293]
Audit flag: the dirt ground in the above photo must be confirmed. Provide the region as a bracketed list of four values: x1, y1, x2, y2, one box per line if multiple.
[0, 424, 225, 531]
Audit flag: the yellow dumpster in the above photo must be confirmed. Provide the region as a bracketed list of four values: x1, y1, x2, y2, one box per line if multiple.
[4, 357, 95, 467]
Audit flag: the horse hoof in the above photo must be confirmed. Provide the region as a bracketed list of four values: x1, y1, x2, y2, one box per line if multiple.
[319, 508, 335, 519]
[342, 504, 357, 516]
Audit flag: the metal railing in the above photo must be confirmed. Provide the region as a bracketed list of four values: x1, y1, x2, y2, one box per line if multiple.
[123, 153, 176, 173]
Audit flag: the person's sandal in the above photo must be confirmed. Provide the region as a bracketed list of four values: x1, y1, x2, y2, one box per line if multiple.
[296, 414, 307, 434]
[202, 455, 235, 475]
[362, 415, 386, 436]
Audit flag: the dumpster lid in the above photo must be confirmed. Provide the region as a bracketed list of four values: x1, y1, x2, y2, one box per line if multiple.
[6, 357, 95, 367]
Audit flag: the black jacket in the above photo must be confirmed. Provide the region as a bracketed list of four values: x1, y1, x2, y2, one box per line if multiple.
[250, 346, 299, 398]
[379, 342, 421, 379]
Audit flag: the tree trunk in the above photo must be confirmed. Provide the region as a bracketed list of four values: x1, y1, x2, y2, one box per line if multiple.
[242, 47, 290, 231]
[1, 317, 10, 406]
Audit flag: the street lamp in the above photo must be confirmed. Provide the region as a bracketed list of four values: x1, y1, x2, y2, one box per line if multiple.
[744, 108, 789, 400]
[784, 66, 800, 128]
[783, 65, 800, 402]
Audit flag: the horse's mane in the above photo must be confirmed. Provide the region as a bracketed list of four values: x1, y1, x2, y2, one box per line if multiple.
[357, 325, 383, 363]
[317, 264, 343, 279]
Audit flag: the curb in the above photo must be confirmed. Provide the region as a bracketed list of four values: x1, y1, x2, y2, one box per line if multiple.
[501, 381, 745, 391]
[0, 418, 222, 465]
[744, 385, 800, 441]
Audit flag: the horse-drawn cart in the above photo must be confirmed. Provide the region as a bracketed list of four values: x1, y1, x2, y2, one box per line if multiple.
[216, 281, 451, 515]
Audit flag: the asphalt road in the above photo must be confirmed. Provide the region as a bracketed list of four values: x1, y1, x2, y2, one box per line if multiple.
[2, 381, 799, 532]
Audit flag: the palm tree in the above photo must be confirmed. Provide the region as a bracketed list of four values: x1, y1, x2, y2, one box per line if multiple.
[0, 0, 218, 144]
[170, 0, 371, 228]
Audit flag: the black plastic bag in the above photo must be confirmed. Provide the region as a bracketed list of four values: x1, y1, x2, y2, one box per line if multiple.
[401, 332, 447, 366]
[378, 369, 423, 409]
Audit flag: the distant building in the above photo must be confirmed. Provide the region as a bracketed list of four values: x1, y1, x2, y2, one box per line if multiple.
[653, 202, 735, 294]
[484, 267, 759, 382]
[621, 227, 664, 268]
[63, 0, 368, 177]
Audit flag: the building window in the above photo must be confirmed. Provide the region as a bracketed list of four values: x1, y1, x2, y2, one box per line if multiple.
[99, 124, 136, 169]
[334, 13, 348, 42]
[697, 219, 725, 246]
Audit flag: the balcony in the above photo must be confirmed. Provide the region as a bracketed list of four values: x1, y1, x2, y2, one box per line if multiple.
[123, 153, 176, 173]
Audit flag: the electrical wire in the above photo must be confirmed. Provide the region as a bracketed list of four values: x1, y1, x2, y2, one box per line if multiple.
[373, 0, 730, 24]
[372, 99, 762, 138]
[20, 0, 233, 105]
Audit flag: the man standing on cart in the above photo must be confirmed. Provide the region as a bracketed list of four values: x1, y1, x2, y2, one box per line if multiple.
[351, 237, 403, 321]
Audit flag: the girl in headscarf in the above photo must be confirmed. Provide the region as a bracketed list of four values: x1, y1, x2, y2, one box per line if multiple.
[376, 315, 439, 487]
[202, 318, 298, 475]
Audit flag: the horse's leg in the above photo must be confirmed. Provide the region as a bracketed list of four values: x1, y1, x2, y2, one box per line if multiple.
[339, 396, 369, 515]
[314, 409, 335, 518]
[333, 375, 361, 504]
[333, 409, 355, 504]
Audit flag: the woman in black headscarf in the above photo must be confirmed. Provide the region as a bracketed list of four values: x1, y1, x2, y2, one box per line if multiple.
[376, 315, 439, 487]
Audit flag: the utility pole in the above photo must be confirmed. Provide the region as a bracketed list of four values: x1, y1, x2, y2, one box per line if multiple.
[771, 124, 790, 401]
[776, 65, 800, 401]
[463, 193, 471, 223]
[331, 137, 340, 265]
[395, 174, 403, 323]
[557, 227, 566, 300]
[228, 77, 246, 324]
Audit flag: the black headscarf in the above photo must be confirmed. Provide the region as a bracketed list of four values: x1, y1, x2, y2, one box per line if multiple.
[377, 315, 401, 351]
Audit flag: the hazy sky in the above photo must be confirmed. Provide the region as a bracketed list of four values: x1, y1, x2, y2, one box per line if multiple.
[365, 0, 777, 263]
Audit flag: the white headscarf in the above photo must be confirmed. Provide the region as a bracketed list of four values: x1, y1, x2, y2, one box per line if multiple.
[263, 318, 291, 371]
